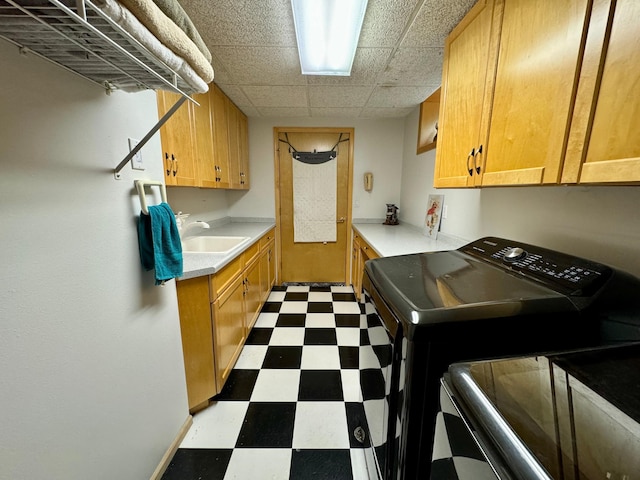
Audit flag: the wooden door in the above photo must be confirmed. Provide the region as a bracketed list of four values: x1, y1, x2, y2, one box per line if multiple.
[482, 0, 591, 186]
[156, 90, 196, 186]
[434, 0, 500, 188]
[563, 0, 640, 184]
[275, 128, 353, 283]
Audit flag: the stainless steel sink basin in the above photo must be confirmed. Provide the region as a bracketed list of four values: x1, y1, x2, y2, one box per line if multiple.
[181, 236, 249, 253]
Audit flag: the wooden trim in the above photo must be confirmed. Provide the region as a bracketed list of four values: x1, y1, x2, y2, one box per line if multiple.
[579, 157, 640, 184]
[273, 127, 282, 286]
[434, 175, 473, 188]
[481, 167, 545, 186]
[149, 415, 193, 480]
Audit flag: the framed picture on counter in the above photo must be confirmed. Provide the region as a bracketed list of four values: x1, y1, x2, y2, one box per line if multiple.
[424, 195, 444, 239]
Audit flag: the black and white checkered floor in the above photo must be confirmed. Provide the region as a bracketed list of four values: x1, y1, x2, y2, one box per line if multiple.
[162, 285, 372, 480]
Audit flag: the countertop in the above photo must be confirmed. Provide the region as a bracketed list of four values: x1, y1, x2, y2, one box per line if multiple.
[179, 219, 466, 280]
[352, 221, 468, 257]
[179, 219, 275, 280]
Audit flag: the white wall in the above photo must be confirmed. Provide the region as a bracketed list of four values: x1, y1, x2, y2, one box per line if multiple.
[400, 106, 640, 277]
[227, 116, 406, 221]
[167, 187, 229, 222]
[0, 42, 188, 479]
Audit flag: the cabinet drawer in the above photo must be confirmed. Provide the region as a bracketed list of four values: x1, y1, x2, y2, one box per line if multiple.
[260, 228, 276, 250]
[243, 241, 260, 266]
[210, 255, 243, 300]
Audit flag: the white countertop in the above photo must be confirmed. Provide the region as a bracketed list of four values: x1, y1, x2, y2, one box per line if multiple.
[179, 219, 466, 280]
[352, 222, 468, 257]
[179, 219, 275, 280]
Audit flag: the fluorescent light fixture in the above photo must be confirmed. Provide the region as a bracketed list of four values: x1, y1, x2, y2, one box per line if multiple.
[291, 0, 368, 76]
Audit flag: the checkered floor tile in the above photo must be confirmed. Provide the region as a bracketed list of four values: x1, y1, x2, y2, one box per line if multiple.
[162, 285, 371, 480]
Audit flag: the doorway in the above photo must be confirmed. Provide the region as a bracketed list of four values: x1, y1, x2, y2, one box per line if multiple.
[274, 127, 354, 284]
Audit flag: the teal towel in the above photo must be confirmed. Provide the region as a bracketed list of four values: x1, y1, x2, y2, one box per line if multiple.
[137, 202, 183, 285]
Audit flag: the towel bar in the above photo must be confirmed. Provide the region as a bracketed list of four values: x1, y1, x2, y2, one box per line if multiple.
[135, 179, 167, 215]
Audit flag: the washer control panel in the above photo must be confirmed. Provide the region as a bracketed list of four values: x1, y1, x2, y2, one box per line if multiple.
[461, 237, 612, 295]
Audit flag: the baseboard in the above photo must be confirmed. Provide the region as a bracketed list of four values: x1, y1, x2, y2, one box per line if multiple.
[150, 415, 193, 480]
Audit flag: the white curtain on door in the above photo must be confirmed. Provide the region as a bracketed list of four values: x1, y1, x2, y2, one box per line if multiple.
[292, 158, 337, 243]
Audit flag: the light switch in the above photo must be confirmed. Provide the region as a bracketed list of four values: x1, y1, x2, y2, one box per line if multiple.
[129, 138, 144, 170]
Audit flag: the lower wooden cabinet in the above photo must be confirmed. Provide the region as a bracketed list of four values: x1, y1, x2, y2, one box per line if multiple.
[212, 274, 246, 391]
[175, 228, 277, 412]
[351, 229, 380, 301]
[175, 275, 217, 411]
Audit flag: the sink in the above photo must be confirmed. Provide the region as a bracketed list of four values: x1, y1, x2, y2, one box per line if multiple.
[181, 236, 249, 253]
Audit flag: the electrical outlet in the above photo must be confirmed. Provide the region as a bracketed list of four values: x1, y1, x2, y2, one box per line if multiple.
[129, 138, 144, 170]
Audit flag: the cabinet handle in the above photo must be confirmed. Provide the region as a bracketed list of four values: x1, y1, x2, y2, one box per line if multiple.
[466, 148, 475, 176]
[474, 145, 483, 174]
[165, 153, 171, 176]
[171, 154, 177, 176]
[337, 216, 346, 223]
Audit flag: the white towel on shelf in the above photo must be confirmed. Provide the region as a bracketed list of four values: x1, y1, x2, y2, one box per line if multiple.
[292, 158, 337, 243]
[94, 0, 209, 93]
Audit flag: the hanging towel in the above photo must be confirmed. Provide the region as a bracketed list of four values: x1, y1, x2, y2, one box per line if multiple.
[292, 157, 337, 243]
[137, 202, 183, 285]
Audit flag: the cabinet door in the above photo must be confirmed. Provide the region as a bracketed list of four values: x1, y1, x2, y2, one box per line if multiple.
[156, 90, 197, 186]
[176, 277, 216, 410]
[434, 0, 500, 188]
[211, 85, 231, 189]
[192, 90, 217, 188]
[245, 257, 262, 331]
[238, 110, 250, 189]
[482, 0, 591, 186]
[351, 234, 362, 300]
[212, 275, 246, 390]
[227, 100, 242, 189]
[563, 0, 640, 184]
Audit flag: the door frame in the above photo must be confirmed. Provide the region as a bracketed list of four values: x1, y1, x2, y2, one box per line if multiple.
[273, 126, 355, 285]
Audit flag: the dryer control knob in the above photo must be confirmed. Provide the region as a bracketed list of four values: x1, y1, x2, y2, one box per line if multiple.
[504, 247, 526, 262]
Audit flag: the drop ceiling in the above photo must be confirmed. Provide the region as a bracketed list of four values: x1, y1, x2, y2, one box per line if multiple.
[180, 0, 477, 118]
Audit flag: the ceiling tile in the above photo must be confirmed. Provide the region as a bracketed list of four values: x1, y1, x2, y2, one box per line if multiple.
[309, 86, 373, 108]
[306, 48, 393, 86]
[215, 84, 252, 106]
[243, 86, 308, 107]
[238, 105, 261, 117]
[360, 107, 416, 118]
[182, 0, 297, 47]
[378, 47, 443, 86]
[367, 86, 432, 108]
[401, 0, 477, 47]
[311, 107, 364, 118]
[257, 107, 311, 117]
[359, 0, 422, 47]
[214, 46, 305, 85]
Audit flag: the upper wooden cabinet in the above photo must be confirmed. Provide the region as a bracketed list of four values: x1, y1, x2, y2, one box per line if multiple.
[562, 0, 640, 184]
[434, 0, 499, 187]
[416, 88, 440, 155]
[157, 90, 197, 186]
[157, 85, 249, 189]
[435, 0, 640, 187]
[482, 0, 591, 186]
